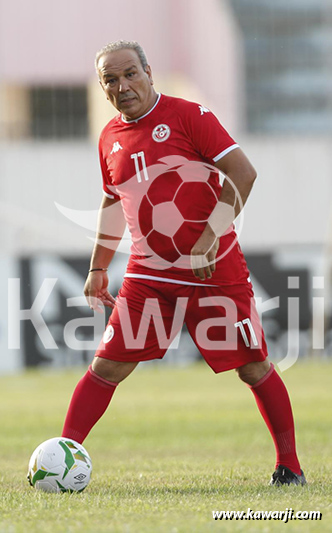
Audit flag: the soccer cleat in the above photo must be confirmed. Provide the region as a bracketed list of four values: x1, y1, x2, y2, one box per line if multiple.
[269, 465, 307, 486]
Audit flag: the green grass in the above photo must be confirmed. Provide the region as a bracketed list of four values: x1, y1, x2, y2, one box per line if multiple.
[0, 360, 331, 532]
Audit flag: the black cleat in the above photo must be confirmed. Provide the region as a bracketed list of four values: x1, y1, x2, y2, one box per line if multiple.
[269, 465, 306, 486]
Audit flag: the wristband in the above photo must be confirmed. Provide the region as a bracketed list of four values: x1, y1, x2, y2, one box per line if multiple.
[89, 268, 108, 273]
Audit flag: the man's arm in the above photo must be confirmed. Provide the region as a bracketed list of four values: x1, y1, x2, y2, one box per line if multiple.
[190, 148, 257, 280]
[84, 194, 126, 311]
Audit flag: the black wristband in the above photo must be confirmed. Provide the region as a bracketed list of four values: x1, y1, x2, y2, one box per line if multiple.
[88, 268, 108, 273]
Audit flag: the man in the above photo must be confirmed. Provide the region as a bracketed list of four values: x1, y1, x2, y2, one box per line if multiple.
[62, 40, 305, 486]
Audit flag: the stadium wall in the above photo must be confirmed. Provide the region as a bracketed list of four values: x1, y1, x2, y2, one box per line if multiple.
[1, 138, 331, 254]
[0, 0, 244, 137]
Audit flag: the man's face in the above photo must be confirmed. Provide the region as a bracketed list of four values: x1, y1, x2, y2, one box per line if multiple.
[97, 48, 155, 120]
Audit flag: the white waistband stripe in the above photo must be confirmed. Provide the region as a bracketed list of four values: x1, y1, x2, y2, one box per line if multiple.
[124, 273, 217, 287]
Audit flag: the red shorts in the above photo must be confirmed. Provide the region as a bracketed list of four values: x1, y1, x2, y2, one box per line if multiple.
[95, 278, 268, 373]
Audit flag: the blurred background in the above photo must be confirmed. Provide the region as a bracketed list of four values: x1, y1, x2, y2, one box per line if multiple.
[1, 0, 331, 374]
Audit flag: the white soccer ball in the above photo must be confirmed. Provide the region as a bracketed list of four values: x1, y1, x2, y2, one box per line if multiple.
[27, 437, 92, 493]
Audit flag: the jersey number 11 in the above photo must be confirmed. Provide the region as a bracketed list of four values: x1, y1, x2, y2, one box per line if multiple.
[131, 151, 149, 183]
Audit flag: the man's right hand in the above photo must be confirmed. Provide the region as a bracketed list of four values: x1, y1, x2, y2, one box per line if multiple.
[84, 271, 116, 312]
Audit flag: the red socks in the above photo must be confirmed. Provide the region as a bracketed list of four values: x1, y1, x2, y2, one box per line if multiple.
[62, 361, 301, 475]
[61, 365, 117, 444]
[250, 363, 301, 474]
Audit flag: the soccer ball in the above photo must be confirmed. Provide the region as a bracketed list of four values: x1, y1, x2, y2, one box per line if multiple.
[138, 161, 221, 269]
[27, 437, 92, 493]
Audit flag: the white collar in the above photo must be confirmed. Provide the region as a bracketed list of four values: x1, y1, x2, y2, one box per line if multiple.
[121, 93, 161, 123]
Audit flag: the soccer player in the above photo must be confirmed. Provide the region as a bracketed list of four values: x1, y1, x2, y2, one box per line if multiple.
[62, 40, 305, 486]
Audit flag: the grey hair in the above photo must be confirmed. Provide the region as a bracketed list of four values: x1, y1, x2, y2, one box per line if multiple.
[95, 40, 149, 73]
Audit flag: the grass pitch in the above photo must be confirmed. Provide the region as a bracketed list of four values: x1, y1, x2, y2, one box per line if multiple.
[0, 360, 331, 532]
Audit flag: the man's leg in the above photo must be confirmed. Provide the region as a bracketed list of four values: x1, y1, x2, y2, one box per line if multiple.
[61, 358, 137, 443]
[62, 278, 178, 444]
[236, 360, 302, 475]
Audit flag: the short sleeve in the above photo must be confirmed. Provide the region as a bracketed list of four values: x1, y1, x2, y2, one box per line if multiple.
[182, 102, 239, 164]
[98, 136, 121, 201]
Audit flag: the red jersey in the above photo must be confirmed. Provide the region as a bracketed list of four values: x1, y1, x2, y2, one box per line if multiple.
[98, 93, 249, 286]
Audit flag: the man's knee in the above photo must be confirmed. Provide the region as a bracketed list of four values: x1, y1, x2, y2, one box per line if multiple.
[236, 359, 271, 386]
[91, 357, 138, 383]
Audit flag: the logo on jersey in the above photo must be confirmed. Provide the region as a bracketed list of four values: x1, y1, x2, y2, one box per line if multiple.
[110, 141, 123, 154]
[199, 105, 210, 115]
[152, 124, 171, 143]
[103, 324, 115, 343]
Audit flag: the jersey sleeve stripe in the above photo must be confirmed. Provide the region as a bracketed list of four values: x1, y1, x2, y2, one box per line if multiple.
[103, 190, 116, 199]
[213, 144, 240, 163]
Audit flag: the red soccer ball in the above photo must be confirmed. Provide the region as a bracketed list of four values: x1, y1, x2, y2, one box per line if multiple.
[138, 162, 221, 268]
